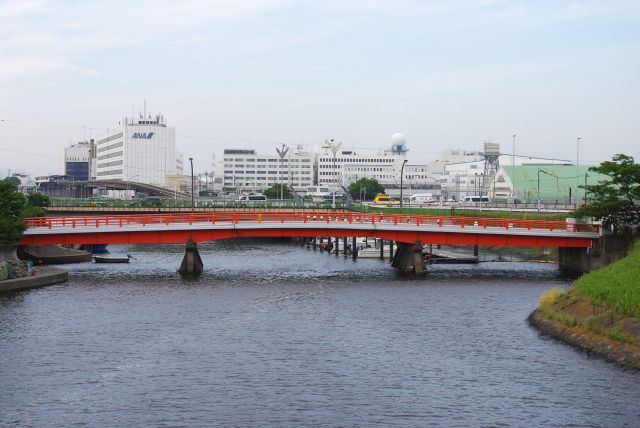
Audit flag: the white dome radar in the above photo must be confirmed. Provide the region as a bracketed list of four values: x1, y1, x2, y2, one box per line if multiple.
[390, 132, 406, 147]
[390, 132, 408, 155]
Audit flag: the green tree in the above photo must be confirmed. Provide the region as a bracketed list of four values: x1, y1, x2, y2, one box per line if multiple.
[348, 178, 385, 201]
[0, 179, 28, 244]
[262, 184, 293, 199]
[23, 192, 49, 218]
[5, 176, 20, 186]
[573, 154, 640, 233]
[0, 182, 49, 244]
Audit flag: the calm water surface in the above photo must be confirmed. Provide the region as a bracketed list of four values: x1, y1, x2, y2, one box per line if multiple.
[1, 240, 639, 427]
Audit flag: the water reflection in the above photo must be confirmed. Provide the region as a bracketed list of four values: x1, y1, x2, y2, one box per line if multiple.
[1, 239, 638, 427]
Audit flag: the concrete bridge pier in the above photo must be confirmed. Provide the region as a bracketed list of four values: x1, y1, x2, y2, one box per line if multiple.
[178, 239, 203, 276]
[352, 237, 357, 260]
[392, 240, 426, 275]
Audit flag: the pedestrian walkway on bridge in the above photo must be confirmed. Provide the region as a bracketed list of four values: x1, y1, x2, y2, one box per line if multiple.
[21, 211, 599, 248]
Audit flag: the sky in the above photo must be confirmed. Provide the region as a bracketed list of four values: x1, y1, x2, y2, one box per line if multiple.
[0, 0, 639, 176]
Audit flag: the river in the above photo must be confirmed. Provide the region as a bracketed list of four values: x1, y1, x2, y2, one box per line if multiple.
[1, 240, 639, 427]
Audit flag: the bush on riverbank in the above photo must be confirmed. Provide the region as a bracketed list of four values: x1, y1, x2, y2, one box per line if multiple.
[573, 241, 640, 319]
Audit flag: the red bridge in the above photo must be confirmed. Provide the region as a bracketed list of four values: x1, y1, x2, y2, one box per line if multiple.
[21, 211, 599, 248]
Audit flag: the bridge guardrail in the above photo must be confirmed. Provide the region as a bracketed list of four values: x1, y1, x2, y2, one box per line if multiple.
[24, 211, 598, 234]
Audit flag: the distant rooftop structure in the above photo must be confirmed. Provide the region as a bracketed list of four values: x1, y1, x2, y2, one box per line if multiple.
[494, 165, 608, 203]
[389, 132, 408, 156]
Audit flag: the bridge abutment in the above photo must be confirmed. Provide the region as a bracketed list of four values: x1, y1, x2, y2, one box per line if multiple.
[559, 235, 629, 274]
[178, 239, 203, 276]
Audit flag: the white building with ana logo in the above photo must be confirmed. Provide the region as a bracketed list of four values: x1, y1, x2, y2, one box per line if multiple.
[94, 112, 183, 186]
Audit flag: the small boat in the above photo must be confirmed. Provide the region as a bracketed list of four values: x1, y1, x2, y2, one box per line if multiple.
[93, 255, 135, 264]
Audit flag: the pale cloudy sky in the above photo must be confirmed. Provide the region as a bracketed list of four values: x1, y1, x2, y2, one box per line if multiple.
[0, 0, 639, 175]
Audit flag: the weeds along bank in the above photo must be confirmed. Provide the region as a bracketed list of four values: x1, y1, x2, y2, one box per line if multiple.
[529, 240, 640, 369]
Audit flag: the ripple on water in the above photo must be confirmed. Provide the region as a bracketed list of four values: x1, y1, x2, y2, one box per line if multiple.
[1, 241, 638, 427]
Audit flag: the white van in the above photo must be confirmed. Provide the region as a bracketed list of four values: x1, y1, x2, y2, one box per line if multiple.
[235, 194, 267, 202]
[461, 196, 489, 204]
[409, 193, 435, 205]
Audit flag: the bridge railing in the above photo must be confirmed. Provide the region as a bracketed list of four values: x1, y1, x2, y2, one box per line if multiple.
[24, 211, 598, 234]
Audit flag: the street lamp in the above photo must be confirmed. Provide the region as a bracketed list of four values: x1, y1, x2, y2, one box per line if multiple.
[189, 157, 194, 211]
[126, 174, 140, 199]
[322, 139, 342, 209]
[537, 169, 548, 205]
[512, 133, 516, 204]
[276, 144, 289, 202]
[400, 159, 408, 212]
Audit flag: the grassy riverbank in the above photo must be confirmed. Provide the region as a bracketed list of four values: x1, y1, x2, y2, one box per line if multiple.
[572, 241, 640, 319]
[531, 239, 640, 368]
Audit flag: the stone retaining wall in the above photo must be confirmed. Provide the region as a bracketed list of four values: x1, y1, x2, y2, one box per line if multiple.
[0, 267, 68, 293]
[528, 309, 640, 370]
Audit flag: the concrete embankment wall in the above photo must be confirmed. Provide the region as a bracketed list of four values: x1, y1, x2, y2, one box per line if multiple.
[0, 268, 68, 293]
[559, 235, 629, 274]
[528, 309, 640, 370]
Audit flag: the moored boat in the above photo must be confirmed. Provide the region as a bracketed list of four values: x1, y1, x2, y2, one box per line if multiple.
[93, 255, 134, 264]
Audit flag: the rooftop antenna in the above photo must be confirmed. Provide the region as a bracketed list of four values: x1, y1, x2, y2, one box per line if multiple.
[143, 99, 147, 121]
[132, 104, 135, 123]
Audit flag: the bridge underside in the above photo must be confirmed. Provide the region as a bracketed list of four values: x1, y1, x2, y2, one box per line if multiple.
[20, 228, 594, 248]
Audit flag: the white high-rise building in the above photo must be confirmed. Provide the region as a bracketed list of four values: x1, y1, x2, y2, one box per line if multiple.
[221, 145, 314, 194]
[318, 133, 409, 191]
[94, 112, 182, 186]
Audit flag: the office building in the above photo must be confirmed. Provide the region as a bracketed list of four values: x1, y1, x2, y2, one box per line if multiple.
[220, 145, 314, 194]
[94, 111, 183, 187]
[63, 141, 93, 181]
[319, 134, 409, 191]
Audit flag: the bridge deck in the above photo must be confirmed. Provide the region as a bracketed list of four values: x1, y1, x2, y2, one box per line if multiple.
[21, 211, 599, 247]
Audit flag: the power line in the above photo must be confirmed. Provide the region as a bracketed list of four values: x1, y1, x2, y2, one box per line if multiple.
[0, 148, 58, 159]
